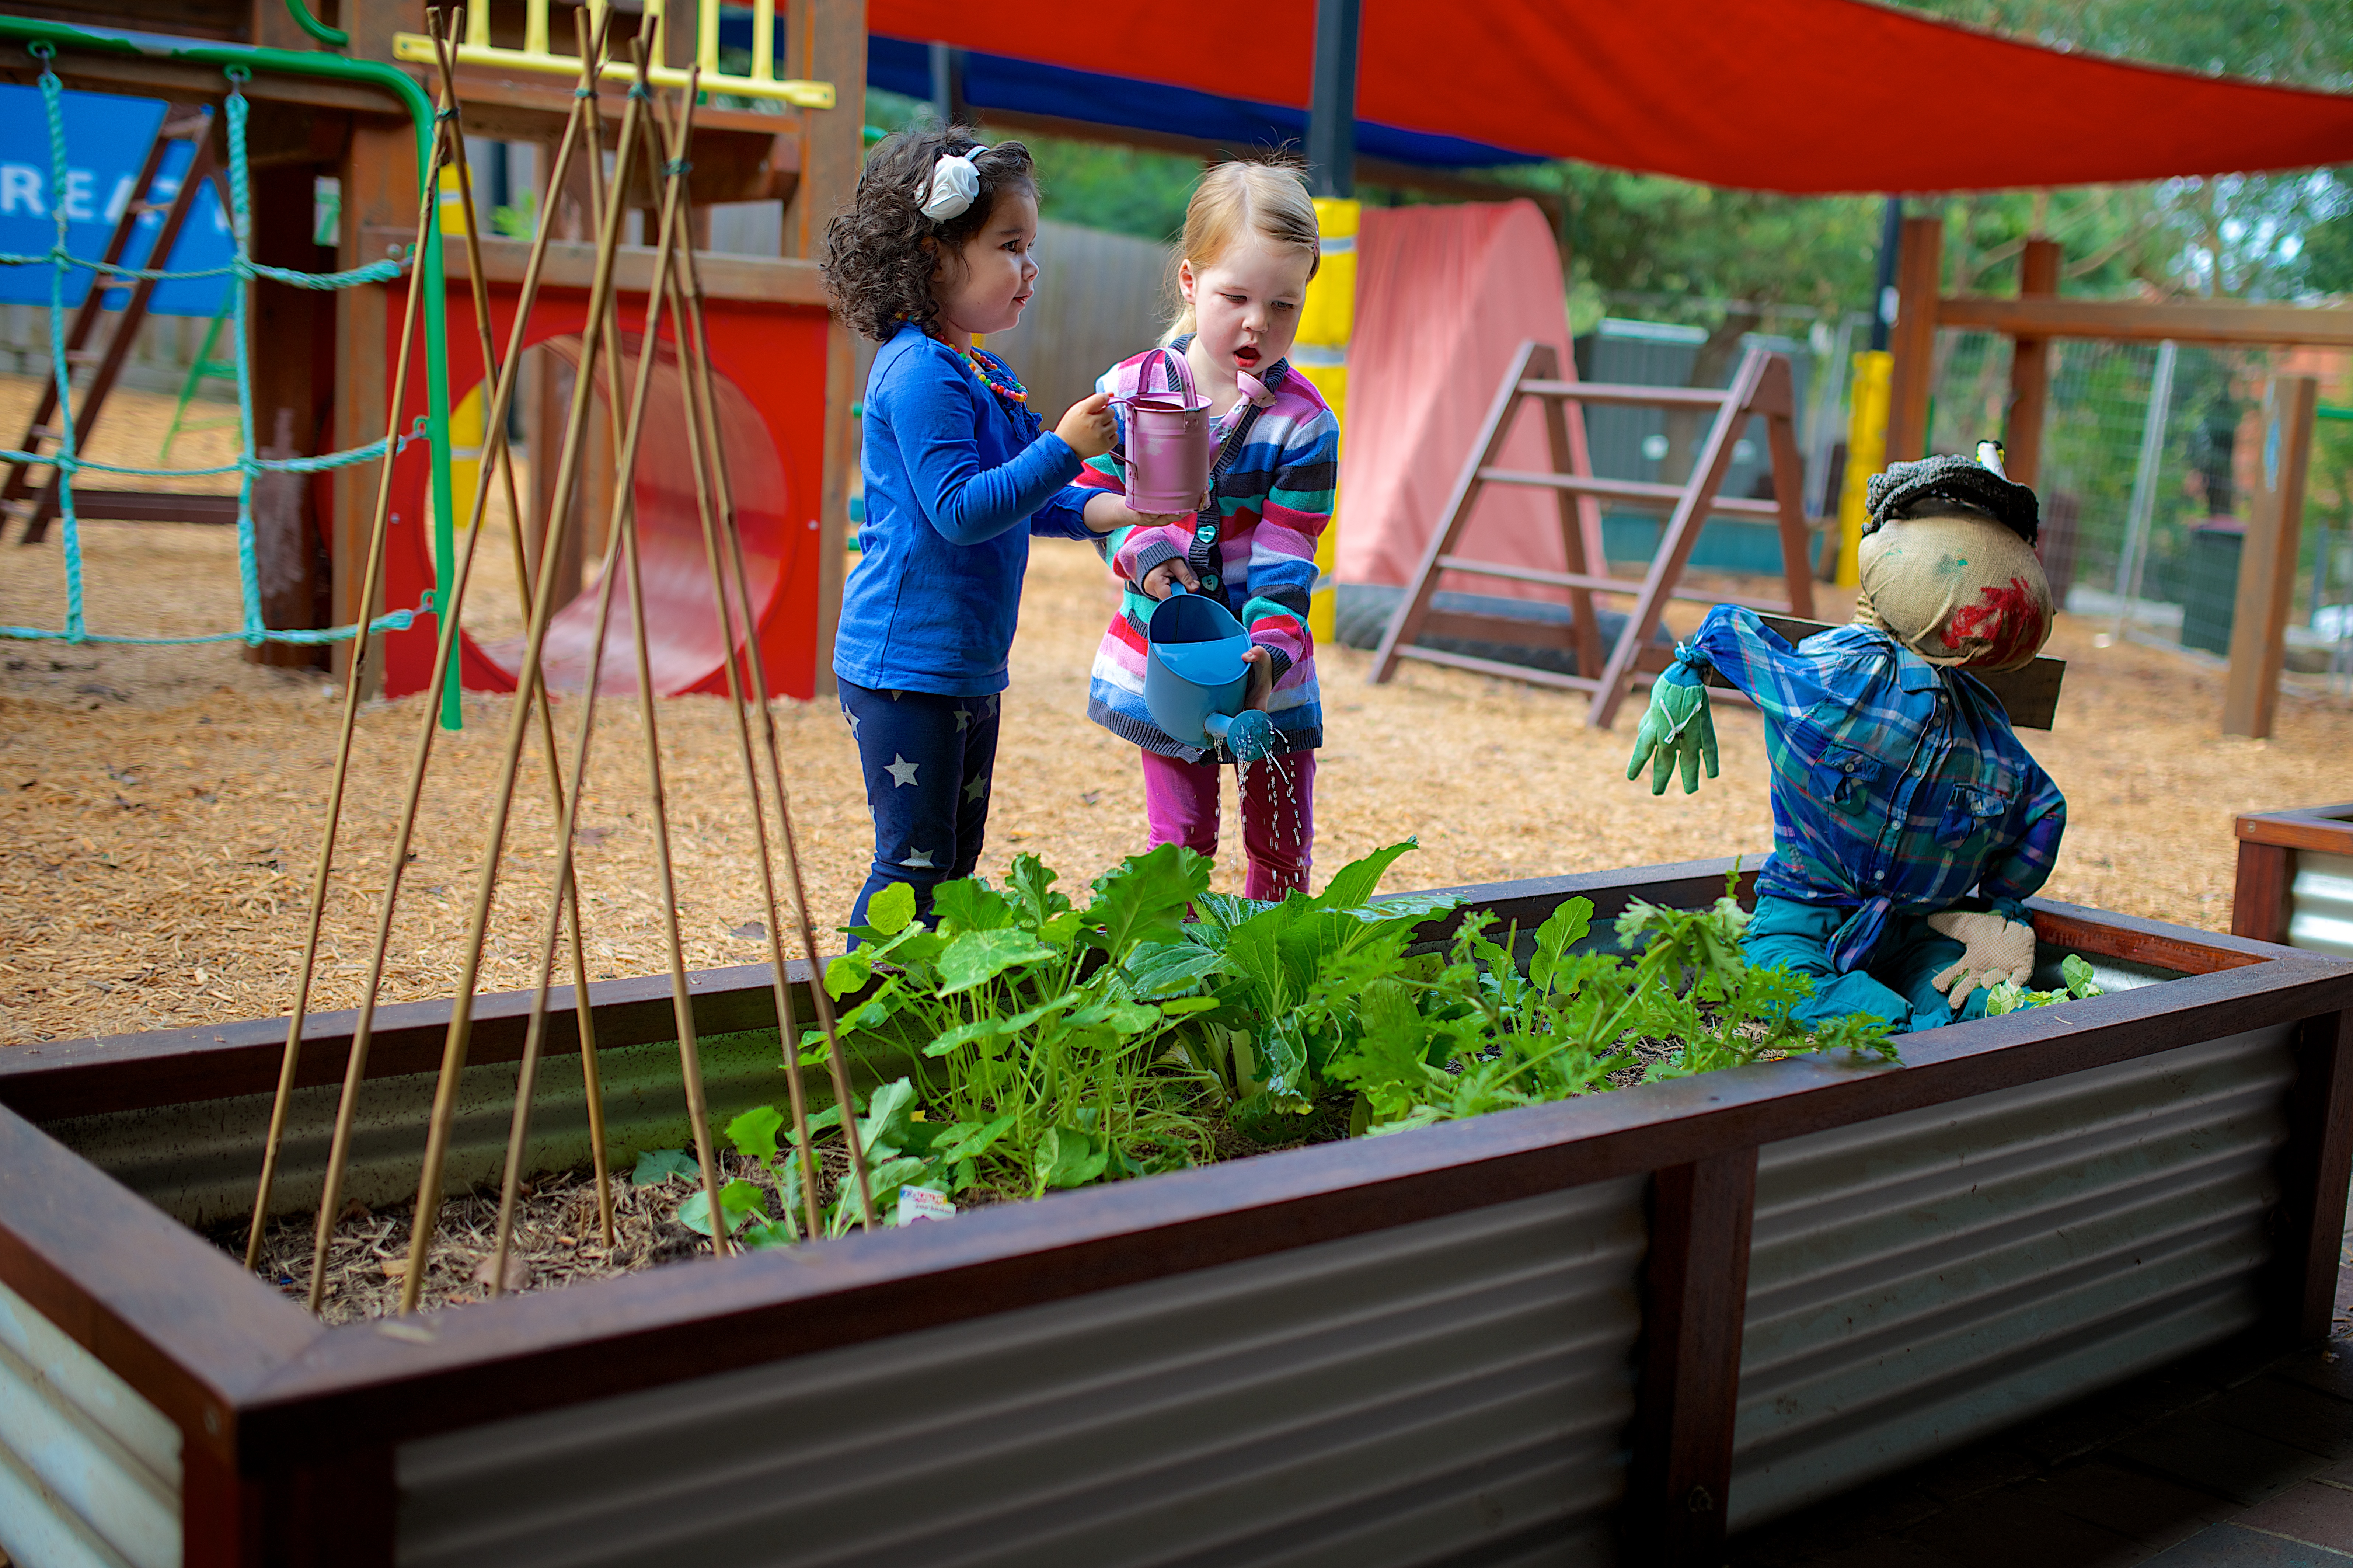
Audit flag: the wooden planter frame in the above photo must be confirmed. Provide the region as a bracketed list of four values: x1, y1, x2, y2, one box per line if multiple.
[3, 858, 2350, 1567]
[2234, 801, 2353, 948]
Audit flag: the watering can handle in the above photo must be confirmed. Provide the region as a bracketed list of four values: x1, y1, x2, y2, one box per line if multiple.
[1133, 344, 1197, 404]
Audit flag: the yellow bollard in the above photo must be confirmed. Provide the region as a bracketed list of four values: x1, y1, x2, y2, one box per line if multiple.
[438, 163, 471, 237]
[1296, 197, 1359, 647]
[448, 383, 485, 540]
[1837, 350, 1893, 589]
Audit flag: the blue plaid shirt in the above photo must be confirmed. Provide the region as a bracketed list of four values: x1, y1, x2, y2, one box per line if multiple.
[1677, 606, 2067, 972]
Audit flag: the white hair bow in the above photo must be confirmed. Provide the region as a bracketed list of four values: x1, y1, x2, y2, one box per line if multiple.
[918, 146, 991, 223]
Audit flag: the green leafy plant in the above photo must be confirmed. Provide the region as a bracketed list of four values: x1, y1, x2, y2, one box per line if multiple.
[631, 1147, 699, 1187]
[794, 846, 1228, 1199]
[691, 848, 2023, 1244]
[1151, 839, 1465, 1140]
[1983, 952, 2105, 1016]
[1317, 867, 1899, 1136]
[489, 189, 538, 240]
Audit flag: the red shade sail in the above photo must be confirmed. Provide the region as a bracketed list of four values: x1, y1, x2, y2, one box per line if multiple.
[872, 0, 2353, 192]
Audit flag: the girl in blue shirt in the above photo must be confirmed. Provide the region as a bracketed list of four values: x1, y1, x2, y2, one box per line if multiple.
[820, 129, 1176, 928]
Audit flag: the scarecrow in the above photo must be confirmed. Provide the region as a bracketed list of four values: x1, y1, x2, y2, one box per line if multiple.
[1625, 443, 2066, 1032]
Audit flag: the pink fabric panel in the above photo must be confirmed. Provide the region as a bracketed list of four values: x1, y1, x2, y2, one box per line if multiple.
[1334, 200, 1584, 602]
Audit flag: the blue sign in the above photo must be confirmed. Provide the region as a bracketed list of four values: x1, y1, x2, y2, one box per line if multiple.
[0, 83, 234, 318]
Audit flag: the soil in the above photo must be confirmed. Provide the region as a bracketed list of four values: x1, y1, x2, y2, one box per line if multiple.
[234, 1127, 1047, 1324]
[224, 1033, 1753, 1321]
[237, 1102, 1316, 1320]
[237, 1163, 713, 1325]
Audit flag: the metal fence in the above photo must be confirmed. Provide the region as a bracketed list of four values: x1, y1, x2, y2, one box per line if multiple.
[1573, 317, 1817, 575]
[1925, 327, 2353, 691]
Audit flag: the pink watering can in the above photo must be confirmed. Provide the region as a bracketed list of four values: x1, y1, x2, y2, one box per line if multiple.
[1114, 346, 1214, 516]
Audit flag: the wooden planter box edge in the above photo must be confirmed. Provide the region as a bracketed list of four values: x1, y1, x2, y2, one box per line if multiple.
[2, 858, 2350, 1563]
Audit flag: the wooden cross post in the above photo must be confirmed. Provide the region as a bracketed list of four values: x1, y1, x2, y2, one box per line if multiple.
[2222, 375, 2319, 739]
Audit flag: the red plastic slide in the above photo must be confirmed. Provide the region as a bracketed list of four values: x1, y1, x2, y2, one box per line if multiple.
[379, 285, 833, 703]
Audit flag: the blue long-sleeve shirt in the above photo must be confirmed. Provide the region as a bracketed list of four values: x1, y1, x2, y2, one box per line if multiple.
[1675, 605, 2067, 972]
[833, 323, 1093, 696]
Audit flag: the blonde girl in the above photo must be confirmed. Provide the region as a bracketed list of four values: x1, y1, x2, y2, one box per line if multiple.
[1064, 157, 1336, 898]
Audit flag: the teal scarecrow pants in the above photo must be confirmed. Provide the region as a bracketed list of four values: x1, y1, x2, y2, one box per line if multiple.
[1743, 895, 1990, 1035]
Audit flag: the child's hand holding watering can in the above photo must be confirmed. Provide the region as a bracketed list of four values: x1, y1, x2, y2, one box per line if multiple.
[1082, 492, 1200, 536]
[1137, 557, 1276, 711]
[1084, 345, 1219, 539]
[1055, 391, 1119, 461]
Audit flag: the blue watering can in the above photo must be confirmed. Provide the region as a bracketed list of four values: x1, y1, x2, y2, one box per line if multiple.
[1143, 585, 1279, 762]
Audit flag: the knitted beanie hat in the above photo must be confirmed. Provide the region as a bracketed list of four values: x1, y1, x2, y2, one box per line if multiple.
[1865, 451, 2040, 546]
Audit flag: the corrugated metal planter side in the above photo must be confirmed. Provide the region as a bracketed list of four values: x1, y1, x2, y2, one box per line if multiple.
[44, 1029, 796, 1230]
[0, 1277, 183, 1568]
[1730, 1025, 2293, 1527]
[2233, 803, 2353, 957]
[2292, 850, 2353, 958]
[393, 1179, 1648, 1568]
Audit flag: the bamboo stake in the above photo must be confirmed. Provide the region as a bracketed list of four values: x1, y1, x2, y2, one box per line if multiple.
[242, 84, 444, 1271]
[668, 167, 878, 1229]
[483, 15, 652, 1290]
[631, 99, 824, 1240]
[301, 21, 617, 1315]
[425, 7, 618, 1265]
[606, 66, 739, 1264]
[485, 471, 634, 1290]
[397, 47, 717, 1313]
[426, 9, 616, 1243]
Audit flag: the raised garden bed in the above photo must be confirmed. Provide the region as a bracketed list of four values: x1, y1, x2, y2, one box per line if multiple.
[2, 857, 2349, 1568]
[2235, 800, 2353, 958]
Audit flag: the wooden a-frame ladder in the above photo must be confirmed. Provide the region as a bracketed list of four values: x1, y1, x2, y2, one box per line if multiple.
[1369, 340, 1816, 727]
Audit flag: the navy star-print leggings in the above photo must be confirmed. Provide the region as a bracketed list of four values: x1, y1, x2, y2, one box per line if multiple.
[839, 679, 1001, 935]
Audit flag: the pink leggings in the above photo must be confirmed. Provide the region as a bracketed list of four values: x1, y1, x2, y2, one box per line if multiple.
[1139, 748, 1316, 900]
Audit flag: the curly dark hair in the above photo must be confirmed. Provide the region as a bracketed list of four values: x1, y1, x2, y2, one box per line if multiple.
[820, 126, 1036, 342]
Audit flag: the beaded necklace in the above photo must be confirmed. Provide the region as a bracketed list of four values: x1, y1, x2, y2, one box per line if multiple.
[956, 345, 1029, 407]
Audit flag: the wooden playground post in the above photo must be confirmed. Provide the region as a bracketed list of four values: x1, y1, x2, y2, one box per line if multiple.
[329, 0, 418, 697]
[2005, 236, 2061, 490]
[2222, 375, 2320, 739]
[1885, 216, 1943, 464]
[795, 0, 869, 700]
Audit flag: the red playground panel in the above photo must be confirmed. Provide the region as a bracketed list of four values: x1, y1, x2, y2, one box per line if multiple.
[381, 283, 832, 701]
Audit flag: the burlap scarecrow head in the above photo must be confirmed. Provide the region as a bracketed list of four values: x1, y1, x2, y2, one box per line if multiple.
[1857, 445, 2053, 673]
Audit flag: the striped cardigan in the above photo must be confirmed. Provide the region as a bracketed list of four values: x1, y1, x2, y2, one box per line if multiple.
[1068, 342, 1338, 763]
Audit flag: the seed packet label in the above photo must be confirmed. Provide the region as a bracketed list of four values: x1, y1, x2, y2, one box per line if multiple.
[896, 1186, 955, 1226]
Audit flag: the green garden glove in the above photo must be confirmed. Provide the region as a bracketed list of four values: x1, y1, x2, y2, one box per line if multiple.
[1625, 662, 1718, 796]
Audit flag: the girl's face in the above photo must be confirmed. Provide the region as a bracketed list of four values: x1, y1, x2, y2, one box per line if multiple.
[931, 189, 1040, 347]
[1179, 236, 1315, 378]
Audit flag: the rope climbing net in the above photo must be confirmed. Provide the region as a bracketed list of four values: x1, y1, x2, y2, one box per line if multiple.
[0, 46, 443, 647]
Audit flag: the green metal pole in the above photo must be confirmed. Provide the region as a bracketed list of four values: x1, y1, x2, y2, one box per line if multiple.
[0, 15, 461, 729]
[282, 0, 351, 51]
